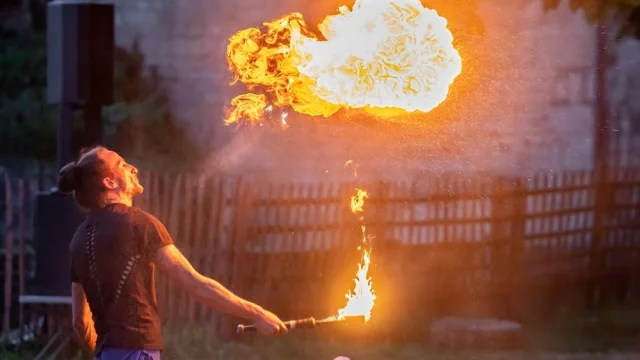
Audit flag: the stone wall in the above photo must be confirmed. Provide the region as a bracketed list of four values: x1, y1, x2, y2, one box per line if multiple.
[112, 0, 640, 180]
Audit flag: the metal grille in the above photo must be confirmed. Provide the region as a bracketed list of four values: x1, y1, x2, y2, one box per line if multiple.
[85, 222, 104, 311]
[113, 254, 141, 306]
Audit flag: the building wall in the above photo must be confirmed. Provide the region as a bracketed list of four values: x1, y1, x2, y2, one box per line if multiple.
[112, 0, 640, 180]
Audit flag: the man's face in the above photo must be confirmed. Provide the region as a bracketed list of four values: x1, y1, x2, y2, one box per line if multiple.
[103, 150, 144, 197]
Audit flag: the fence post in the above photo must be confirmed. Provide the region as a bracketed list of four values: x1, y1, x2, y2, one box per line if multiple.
[370, 180, 390, 340]
[490, 177, 509, 318]
[217, 178, 252, 341]
[508, 178, 527, 321]
[490, 177, 526, 320]
[588, 166, 611, 308]
[2, 172, 14, 342]
[18, 179, 26, 344]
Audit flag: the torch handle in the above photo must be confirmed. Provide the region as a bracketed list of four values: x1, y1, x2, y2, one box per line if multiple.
[236, 317, 316, 334]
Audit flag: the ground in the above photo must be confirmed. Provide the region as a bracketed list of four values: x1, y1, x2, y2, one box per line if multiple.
[3, 304, 640, 359]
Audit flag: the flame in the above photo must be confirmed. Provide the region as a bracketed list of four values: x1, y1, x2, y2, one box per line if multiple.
[350, 188, 367, 215]
[223, 93, 268, 126]
[225, 0, 462, 125]
[344, 160, 358, 177]
[337, 188, 375, 321]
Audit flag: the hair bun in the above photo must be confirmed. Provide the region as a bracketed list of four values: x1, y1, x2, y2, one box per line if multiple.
[57, 161, 80, 193]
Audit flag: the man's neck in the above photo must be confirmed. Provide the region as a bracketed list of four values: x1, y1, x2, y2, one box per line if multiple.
[104, 196, 132, 207]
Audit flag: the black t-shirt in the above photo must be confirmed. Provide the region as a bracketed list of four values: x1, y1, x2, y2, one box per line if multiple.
[69, 203, 173, 351]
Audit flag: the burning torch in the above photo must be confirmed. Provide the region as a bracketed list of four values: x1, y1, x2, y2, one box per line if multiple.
[237, 315, 366, 334]
[238, 188, 375, 335]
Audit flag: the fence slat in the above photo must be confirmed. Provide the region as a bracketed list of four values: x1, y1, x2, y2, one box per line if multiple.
[17, 179, 25, 344]
[207, 177, 225, 337]
[3, 173, 14, 341]
[186, 174, 208, 324]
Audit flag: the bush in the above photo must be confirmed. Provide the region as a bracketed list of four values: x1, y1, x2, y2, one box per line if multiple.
[0, 26, 201, 172]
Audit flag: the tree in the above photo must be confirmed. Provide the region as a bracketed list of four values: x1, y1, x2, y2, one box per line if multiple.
[102, 40, 203, 171]
[541, 0, 640, 39]
[0, 27, 78, 161]
[0, 26, 202, 172]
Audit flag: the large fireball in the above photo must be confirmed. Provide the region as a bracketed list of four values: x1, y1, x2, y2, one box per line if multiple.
[225, 0, 462, 125]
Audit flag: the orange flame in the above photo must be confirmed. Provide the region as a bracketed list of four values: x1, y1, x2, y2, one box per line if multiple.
[350, 188, 367, 215]
[225, 0, 462, 125]
[337, 188, 375, 321]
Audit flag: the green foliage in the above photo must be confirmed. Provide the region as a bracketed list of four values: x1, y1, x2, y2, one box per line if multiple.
[0, 28, 61, 160]
[102, 40, 202, 170]
[0, 26, 202, 171]
[542, 0, 640, 39]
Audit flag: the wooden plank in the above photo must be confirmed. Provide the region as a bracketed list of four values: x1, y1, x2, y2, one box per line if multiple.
[259, 183, 282, 311]
[306, 183, 330, 318]
[292, 183, 315, 318]
[206, 177, 225, 337]
[221, 178, 251, 339]
[273, 183, 298, 318]
[316, 182, 337, 319]
[249, 183, 268, 308]
[3, 172, 14, 341]
[150, 172, 168, 311]
[177, 174, 194, 323]
[508, 177, 527, 320]
[164, 173, 183, 323]
[181, 175, 195, 322]
[17, 178, 25, 344]
[187, 174, 208, 324]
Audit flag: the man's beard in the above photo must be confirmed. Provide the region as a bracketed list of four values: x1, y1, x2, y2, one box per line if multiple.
[124, 176, 144, 197]
[133, 182, 144, 195]
[130, 177, 144, 196]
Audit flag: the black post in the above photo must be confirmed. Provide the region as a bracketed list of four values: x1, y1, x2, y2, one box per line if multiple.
[56, 104, 74, 170]
[588, 23, 610, 309]
[30, 0, 115, 301]
[594, 23, 610, 175]
[47, 0, 114, 160]
[84, 102, 104, 148]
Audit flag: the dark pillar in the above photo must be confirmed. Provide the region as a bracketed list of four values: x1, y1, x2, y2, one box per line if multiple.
[84, 102, 104, 148]
[31, 0, 115, 299]
[47, 0, 114, 162]
[56, 104, 74, 170]
[593, 23, 610, 174]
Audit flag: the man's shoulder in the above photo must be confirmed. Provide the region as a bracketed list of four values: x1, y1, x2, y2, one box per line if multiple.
[69, 219, 89, 250]
[129, 207, 165, 228]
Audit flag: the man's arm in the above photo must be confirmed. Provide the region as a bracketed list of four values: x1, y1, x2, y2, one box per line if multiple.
[71, 282, 97, 354]
[154, 244, 264, 320]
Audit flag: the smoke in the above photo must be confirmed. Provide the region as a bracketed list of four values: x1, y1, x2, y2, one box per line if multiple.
[202, 108, 536, 182]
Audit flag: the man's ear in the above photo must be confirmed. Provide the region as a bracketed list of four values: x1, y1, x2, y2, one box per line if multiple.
[102, 177, 118, 190]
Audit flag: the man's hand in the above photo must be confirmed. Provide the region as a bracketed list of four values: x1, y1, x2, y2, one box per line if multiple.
[71, 283, 97, 354]
[253, 308, 288, 335]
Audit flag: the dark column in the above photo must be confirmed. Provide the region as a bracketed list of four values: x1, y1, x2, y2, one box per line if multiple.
[56, 104, 74, 170]
[83, 102, 104, 148]
[33, 0, 115, 299]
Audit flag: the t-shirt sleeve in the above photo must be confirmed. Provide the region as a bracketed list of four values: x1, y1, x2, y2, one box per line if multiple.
[70, 258, 80, 283]
[137, 211, 175, 259]
[69, 235, 81, 283]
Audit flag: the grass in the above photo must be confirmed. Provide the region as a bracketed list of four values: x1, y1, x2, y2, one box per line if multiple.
[526, 304, 640, 353]
[2, 304, 640, 359]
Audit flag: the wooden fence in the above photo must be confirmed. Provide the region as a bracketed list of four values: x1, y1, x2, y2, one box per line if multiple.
[1, 168, 48, 343]
[1, 168, 640, 342]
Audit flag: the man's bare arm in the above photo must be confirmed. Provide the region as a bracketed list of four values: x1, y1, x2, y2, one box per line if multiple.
[154, 244, 264, 320]
[71, 283, 97, 354]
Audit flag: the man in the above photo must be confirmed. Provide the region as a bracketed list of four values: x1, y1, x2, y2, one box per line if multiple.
[58, 146, 287, 359]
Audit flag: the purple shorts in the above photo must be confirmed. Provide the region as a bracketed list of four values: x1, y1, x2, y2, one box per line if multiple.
[94, 348, 161, 360]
